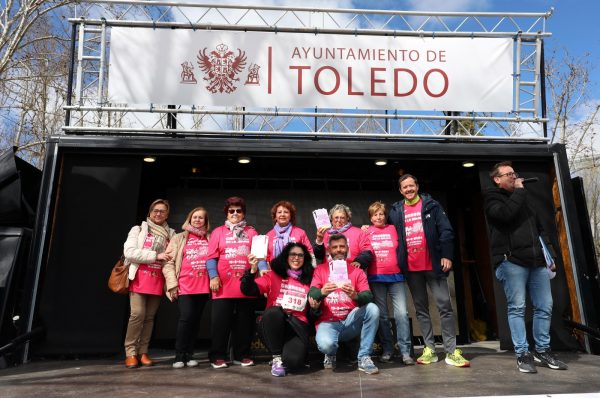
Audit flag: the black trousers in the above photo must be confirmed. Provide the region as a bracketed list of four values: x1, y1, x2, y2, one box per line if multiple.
[259, 306, 310, 370]
[175, 294, 209, 361]
[210, 298, 257, 361]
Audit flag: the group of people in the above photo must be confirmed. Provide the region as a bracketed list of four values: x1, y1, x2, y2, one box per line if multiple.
[120, 163, 567, 376]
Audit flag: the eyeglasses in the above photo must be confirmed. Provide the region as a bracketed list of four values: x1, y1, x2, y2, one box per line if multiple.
[152, 209, 167, 214]
[288, 252, 304, 258]
[228, 208, 243, 214]
[497, 172, 518, 178]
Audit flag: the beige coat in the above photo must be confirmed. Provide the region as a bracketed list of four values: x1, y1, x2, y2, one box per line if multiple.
[123, 221, 176, 281]
[162, 231, 188, 301]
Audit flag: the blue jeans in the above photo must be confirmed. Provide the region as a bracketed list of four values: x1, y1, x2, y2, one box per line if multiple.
[495, 260, 553, 355]
[315, 303, 380, 359]
[370, 282, 412, 355]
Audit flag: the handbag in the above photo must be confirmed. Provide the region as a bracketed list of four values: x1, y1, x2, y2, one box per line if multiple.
[108, 256, 130, 294]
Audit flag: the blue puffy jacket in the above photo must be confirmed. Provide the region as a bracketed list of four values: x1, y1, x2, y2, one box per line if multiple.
[387, 193, 454, 278]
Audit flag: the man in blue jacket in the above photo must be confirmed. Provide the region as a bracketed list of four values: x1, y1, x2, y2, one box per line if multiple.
[388, 174, 469, 368]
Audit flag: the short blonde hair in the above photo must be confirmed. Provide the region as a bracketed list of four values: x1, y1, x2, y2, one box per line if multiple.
[368, 201, 386, 217]
[147, 199, 170, 217]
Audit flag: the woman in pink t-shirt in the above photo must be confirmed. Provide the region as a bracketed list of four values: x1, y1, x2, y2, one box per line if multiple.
[122, 199, 175, 369]
[364, 201, 414, 365]
[163, 206, 211, 369]
[242, 242, 314, 377]
[206, 196, 261, 369]
[265, 200, 314, 265]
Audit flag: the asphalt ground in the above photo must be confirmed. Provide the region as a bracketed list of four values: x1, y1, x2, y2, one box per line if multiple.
[1, 342, 599, 398]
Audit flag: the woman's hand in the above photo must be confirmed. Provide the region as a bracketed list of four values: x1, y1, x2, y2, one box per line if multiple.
[157, 252, 172, 262]
[315, 226, 328, 245]
[169, 287, 179, 300]
[210, 276, 222, 292]
[360, 224, 369, 232]
[247, 254, 259, 274]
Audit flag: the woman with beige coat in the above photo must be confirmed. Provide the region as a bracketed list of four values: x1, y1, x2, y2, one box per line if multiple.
[122, 199, 175, 369]
[163, 207, 211, 369]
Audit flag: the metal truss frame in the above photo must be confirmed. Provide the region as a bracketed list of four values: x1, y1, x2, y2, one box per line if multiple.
[64, 0, 553, 142]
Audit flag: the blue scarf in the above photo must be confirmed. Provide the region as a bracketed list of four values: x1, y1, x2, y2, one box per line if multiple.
[328, 222, 352, 235]
[273, 223, 292, 258]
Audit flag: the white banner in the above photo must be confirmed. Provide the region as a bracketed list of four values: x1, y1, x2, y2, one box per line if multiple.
[108, 28, 514, 112]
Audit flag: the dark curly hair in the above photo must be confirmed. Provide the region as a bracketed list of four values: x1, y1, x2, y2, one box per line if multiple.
[270, 242, 313, 286]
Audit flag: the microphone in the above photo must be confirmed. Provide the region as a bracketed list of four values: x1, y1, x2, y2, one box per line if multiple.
[521, 177, 539, 184]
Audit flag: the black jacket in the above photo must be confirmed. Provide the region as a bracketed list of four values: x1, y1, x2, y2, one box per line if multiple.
[484, 187, 552, 268]
[387, 193, 454, 278]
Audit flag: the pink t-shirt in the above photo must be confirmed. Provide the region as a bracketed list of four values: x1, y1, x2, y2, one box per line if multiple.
[178, 234, 210, 295]
[207, 225, 258, 299]
[404, 200, 432, 272]
[255, 272, 310, 324]
[366, 225, 400, 275]
[130, 234, 166, 296]
[319, 226, 371, 266]
[266, 226, 313, 263]
[310, 259, 370, 328]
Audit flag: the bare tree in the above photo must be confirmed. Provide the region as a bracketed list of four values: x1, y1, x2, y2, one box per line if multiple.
[0, 1, 73, 79]
[546, 47, 600, 266]
[1, 1, 74, 166]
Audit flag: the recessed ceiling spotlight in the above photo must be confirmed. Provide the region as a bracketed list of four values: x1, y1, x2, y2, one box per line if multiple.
[143, 156, 156, 163]
[238, 156, 251, 164]
[462, 161, 475, 168]
[374, 159, 387, 166]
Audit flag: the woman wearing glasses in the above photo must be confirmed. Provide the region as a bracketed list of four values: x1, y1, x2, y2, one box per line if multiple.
[243, 242, 314, 377]
[162, 207, 211, 369]
[122, 199, 176, 368]
[206, 196, 264, 369]
[265, 200, 314, 265]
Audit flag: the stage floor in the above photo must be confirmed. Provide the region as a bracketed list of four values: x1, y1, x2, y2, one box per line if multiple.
[1, 342, 599, 398]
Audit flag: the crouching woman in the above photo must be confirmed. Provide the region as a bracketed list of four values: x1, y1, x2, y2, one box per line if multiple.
[242, 242, 314, 377]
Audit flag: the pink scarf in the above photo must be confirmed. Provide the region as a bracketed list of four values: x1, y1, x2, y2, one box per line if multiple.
[185, 224, 207, 238]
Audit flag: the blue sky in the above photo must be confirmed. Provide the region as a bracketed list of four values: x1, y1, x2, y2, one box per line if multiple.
[349, 0, 600, 103]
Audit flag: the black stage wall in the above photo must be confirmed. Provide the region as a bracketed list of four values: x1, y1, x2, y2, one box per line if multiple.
[29, 139, 584, 355]
[33, 155, 142, 354]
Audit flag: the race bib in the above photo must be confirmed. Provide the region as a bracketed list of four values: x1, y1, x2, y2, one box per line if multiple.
[281, 291, 307, 312]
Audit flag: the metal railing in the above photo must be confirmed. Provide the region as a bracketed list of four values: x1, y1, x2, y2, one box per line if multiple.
[64, 1, 553, 141]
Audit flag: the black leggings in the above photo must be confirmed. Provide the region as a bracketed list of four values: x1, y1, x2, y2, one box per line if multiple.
[259, 306, 310, 370]
[210, 298, 258, 361]
[175, 294, 209, 361]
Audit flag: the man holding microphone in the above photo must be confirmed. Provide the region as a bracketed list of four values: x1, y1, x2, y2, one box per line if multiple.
[484, 161, 567, 373]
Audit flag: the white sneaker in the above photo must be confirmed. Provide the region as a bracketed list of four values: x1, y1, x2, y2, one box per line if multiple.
[172, 361, 185, 369]
[186, 359, 199, 367]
